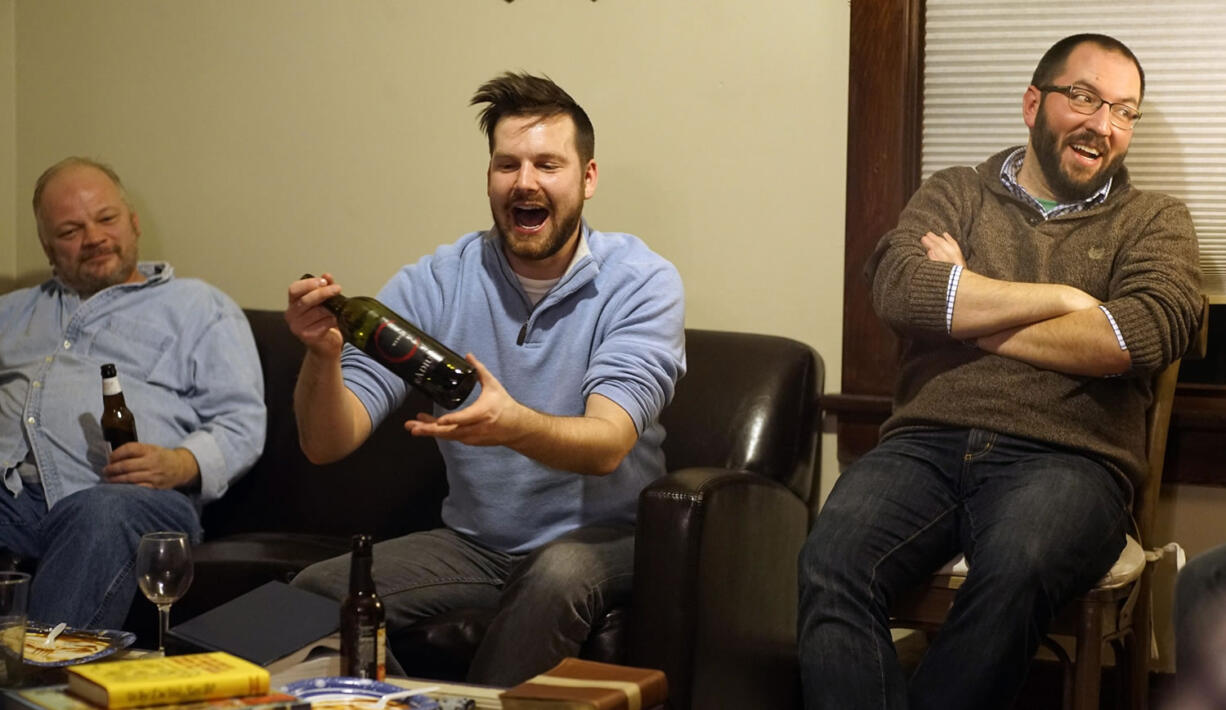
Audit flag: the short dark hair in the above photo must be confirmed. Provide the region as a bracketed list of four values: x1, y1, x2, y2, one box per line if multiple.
[471, 72, 595, 164]
[1031, 34, 1145, 103]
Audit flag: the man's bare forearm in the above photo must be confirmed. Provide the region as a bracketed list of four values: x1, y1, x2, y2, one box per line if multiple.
[949, 269, 1101, 339]
[293, 349, 372, 464]
[503, 397, 637, 476]
[407, 388, 638, 477]
[976, 307, 1131, 376]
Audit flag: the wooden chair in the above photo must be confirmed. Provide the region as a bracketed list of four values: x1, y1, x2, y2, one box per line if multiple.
[891, 301, 1208, 710]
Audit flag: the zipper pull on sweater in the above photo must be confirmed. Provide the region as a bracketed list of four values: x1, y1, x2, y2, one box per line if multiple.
[517, 321, 528, 346]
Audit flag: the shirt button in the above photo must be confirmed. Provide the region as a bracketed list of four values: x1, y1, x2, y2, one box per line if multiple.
[44, 356, 53, 363]
[63, 340, 72, 349]
[26, 417, 35, 425]
[31, 381, 41, 388]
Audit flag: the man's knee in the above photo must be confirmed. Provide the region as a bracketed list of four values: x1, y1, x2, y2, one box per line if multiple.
[290, 556, 348, 600]
[511, 534, 632, 612]
[800, 501, 875, 584]
[47, 486, 200, 540]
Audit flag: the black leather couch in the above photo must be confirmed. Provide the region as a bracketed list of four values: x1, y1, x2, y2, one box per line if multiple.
[168, 309, 823, 710]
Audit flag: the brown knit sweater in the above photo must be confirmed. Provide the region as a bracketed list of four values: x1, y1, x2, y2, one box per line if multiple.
[868, 147, 1202, 489]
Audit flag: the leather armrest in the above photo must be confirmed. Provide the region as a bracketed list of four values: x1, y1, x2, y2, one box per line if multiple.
[628, 467, 807, 710]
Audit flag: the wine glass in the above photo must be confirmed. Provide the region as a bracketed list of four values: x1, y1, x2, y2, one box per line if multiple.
[136, 531, 194, 653]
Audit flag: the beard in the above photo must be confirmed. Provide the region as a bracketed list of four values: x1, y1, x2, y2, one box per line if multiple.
[62, 244, 139, 297]
[493, 186, 585, 263]
[1030, 103, 1127, 202]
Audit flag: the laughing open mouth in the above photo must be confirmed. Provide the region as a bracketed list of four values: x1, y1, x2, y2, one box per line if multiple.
[1070, 143, 1102, 161]
[513, 206, 549, 230]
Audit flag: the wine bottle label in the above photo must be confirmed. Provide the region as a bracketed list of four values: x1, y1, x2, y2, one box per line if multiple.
[372, 320, 421, 363]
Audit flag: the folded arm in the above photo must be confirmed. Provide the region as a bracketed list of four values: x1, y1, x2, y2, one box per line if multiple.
[922, 230, 1128, 376]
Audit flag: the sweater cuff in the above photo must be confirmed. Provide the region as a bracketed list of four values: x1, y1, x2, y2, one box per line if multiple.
[910, 260, 958, 333]
[1104, 297, 1166, 372]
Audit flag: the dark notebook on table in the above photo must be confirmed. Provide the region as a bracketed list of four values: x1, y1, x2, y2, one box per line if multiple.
[167, 581, 340, 667]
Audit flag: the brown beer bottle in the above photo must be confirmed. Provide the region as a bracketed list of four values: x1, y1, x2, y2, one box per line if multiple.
[302, 274, 476, 409]
[340, 534, 385, 680]
[100, 363, 138, 451]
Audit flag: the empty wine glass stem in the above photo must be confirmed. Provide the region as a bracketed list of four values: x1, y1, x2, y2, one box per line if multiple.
[157, 603, 171, 652]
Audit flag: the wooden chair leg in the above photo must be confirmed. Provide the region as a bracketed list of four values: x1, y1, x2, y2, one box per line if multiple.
[1128, 574, 1153, 710]
[1072, 600, 1103, 710]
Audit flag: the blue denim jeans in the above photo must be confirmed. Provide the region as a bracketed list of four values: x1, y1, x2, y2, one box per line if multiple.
[0, 481, 201, 629]
[798, 428, 1129, 710]
[291, 524, 634, 687]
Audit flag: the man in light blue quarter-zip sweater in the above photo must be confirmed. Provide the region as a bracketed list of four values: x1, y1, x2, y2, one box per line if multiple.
[286, 72, 686, 686]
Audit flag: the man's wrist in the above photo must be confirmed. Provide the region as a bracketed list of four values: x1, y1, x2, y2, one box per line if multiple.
[174, 447, 202, 491]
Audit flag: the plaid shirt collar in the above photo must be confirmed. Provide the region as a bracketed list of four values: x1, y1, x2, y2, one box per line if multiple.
[999, 146, 1112, 219]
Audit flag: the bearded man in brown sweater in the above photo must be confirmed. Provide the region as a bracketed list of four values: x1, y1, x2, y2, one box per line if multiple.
[798, 33, 1202, 710]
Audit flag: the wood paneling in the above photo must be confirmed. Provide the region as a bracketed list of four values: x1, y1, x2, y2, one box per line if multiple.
[838, 0, 923, 463]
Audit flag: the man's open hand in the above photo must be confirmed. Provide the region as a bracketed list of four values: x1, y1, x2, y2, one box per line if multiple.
[405, 354, 525, 447]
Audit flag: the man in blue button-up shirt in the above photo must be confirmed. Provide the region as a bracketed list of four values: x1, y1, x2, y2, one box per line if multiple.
[0, 157, 266, 629]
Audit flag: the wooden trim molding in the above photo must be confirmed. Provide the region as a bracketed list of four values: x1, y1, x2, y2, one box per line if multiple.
[838, 0, 923, 464]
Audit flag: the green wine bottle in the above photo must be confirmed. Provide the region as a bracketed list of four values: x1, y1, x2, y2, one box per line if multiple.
[303, 274, 476, 409]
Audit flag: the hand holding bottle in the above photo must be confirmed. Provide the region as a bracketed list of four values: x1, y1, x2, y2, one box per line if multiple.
[286, 273, 346, 358]
[292, 273, 476, 409]
[103, 443, 200, 489]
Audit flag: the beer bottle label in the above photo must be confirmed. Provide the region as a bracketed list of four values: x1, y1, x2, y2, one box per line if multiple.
[376, 625, 386, 681]
[372, 320, 421, 363]
[354, 622, 384, 680]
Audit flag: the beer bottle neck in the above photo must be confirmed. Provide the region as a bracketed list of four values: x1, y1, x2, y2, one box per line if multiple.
[349, 553, 374, 594]
[322, 293, 348, 316]
[102, 377, 125, 398]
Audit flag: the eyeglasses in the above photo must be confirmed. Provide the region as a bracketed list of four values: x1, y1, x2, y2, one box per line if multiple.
[1038, 85, 1142, 130]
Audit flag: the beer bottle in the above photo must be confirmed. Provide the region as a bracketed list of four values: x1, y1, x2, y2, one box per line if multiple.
[340, 534, 386, 680]
[100, 363, 138, 450]
[302, 274, 476, 409]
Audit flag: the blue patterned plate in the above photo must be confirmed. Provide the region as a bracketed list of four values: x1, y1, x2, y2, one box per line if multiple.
[22, 622, 137, 667]
[282, 677, 439, 710]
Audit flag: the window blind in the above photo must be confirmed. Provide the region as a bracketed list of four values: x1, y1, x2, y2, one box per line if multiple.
[922, 0, 1226, 298]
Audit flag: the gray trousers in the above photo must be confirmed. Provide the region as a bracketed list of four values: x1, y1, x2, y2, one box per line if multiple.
[291, 524, 634, 686]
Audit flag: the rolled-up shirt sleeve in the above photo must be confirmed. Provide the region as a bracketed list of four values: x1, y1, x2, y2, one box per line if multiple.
[180, 300, 266, 503]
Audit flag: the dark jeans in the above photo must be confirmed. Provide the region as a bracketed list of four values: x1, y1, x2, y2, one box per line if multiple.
[0, 481, 202, 629]
[798, 428, 1128, 710]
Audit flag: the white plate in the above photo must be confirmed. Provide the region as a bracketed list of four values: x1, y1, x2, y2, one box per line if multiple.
[22, 622, 136, 667]
[282, 677, 439, 710]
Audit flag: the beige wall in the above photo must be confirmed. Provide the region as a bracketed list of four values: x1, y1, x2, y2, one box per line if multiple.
[10, 0, 849, 523]
[10, 1, 848, 348]
[0, 0, 14, 287]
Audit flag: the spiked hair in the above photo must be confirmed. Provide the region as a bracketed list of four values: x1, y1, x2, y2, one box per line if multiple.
[471, 72, 595, 164]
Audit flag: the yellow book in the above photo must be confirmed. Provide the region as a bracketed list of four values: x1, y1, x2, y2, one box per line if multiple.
[66, 652, 270, 709]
